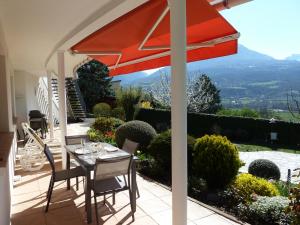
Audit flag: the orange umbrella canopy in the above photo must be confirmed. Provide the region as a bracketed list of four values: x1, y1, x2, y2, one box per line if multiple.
[71, 0, 239, 76]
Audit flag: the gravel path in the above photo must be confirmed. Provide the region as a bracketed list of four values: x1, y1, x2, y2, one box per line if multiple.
[239, 151, 300, 182]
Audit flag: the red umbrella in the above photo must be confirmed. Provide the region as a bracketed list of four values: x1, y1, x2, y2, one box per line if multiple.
[71, 0, 239, 76]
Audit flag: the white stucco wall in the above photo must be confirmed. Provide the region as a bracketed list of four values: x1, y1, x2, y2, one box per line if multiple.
[0, 20, 15, 225]
[14, 70, 40, 122]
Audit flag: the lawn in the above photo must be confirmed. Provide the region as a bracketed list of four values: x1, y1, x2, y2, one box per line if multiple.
[236, 142, 300, 154]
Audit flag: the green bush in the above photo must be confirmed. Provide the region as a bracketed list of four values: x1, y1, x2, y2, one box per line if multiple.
[147, 130, 195, 180]
[93, 103, 111, 117]
[237, 196, 291, 225]
[217, 108, 260, 118]
[92, 116, 124, 134]
[116, 88, 142, 121]
[193, 135, 242, 189]
[115, 120, 157, 150]
[248, 159, 281, 180]
[111, 107, 125, 120]
[233, 173, 279, 202]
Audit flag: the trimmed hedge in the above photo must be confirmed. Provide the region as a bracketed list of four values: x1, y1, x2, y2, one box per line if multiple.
[135, 108, 300, 145]
[248, 159, 281, 180]
[115, 120, 157, 150]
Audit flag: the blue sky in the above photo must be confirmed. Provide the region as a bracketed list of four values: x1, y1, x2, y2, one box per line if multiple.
[143, 0, 300, 74]
[221, 0, 300, 59]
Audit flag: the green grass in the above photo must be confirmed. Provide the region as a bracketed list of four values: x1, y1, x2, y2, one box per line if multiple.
[274, 111, 300, 123]
[236, 142, 300, 154]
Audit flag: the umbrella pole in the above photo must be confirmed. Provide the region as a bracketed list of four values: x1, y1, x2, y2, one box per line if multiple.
[170, 0, 187, 225]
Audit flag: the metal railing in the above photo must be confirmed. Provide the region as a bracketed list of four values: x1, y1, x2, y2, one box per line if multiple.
[36, 77, 60, 125]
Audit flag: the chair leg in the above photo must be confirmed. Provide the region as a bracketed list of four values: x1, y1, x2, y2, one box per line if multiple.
[82, 177, 85, 191]
[94, 195, 99, 225]
[103, 195, 106, 205]
[46, 176, 53, 199]
[45, 180, 54, 212]
[128, 189, 135, 221]
[112, 191, 115, 205]
[136, 182, 140, 198]
[76, 176, 79, 191]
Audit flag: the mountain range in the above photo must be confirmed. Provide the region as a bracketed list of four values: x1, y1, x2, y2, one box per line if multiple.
[113, 45, 300, 109]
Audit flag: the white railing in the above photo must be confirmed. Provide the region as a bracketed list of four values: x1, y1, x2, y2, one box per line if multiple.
[36, 77, 59, 125]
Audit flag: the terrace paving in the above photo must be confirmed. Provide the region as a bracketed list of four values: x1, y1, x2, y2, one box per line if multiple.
[11, 120, 244, 225]
[240, 151, 300, 182]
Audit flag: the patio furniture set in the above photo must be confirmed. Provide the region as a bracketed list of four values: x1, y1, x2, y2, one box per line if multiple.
[19, 123, 140, 224]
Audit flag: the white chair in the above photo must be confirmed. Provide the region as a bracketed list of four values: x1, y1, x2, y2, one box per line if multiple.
[122, 139, 140, 198]
[19, 122, 46, 171]
[92, 155, 135, 223]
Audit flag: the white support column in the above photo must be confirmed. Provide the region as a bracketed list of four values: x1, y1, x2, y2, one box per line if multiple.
[170, 0, 187, 225]
[57, 51, 67, 169]
[47, 71, 54, 140]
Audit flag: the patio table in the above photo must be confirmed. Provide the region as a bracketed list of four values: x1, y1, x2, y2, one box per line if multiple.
[65, 142, 137, 224]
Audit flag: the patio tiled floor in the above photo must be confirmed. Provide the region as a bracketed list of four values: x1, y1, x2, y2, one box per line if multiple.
[11, 122, 242, 225]
[11, 152, 242, 225]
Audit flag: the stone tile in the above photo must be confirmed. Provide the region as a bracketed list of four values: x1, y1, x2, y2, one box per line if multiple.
[11, 212, 46, 225]
[194, 214, 239, 225]
[187, 201, 214, 220]
[138, 198, 169, 215]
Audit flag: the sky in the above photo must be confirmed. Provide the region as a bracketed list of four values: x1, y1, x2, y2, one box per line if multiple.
[221, 0, 300, 60]
[143, 0, 300, 75]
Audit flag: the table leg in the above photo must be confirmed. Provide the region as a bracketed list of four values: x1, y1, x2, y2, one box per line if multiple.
[85, 170, 92, 223]
[66, 153, 70, 190]
[131, 160, 137, 213]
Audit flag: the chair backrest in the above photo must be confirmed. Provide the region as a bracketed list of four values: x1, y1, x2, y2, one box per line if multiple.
[44, 144, 56, 174]
[94, 155, 132, 182]
[27, 126, 45, 148]
[122, 139, 139, 155]
[65, 135, 89, 145]
[22, 122, 44, 149]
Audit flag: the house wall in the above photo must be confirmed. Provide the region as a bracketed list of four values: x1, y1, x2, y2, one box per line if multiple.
[14, 70, 40, 123]
[0, 20, 16, 225]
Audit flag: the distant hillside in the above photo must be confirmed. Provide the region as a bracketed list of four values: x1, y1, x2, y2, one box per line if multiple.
[116, 45, 300, 110]
[286, 54, 300, 61]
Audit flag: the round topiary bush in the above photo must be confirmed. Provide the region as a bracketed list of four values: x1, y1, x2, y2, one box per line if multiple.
[93, 103, 111, 117]
[147, 130, 195, 171]
[193, 135, 242, 189]
[233, 173, 279, 202]
[248, 159, 281, 180]
[115, 120, 157, 150]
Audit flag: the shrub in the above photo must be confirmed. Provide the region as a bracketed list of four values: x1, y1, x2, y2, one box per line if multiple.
[92, 117, 124, 133]
[147, 130, 195, 180]
[115, 120, 157, 150]
[237, 196, 291, 225]
[116, 87, 142, 121]
[193, 135, 242, 189]
[87, 128, 116, 145]
[248, 159, 281, 180]
[111, 107, 125, 120]
[93, 103, 111, 117]
[233, 174, 279, 202]
[287, 183, 300, 225]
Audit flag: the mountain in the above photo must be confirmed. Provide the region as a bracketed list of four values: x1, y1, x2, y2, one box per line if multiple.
[116, 45, 300, 110]
[286, 54, 300, 61]
[112, 71, 150, 86]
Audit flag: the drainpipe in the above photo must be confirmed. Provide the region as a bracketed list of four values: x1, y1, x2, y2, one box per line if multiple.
[170, 0, 187, 225]
[47, 71, 54, 141]
[57, 51, 67, 169]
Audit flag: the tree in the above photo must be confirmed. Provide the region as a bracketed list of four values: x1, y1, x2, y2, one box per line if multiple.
[77, 60, 112, 112]
[287, 89, 300, 120]
[148, 72, 222, 113]
[116, 87, 142, 121]
[187, 74, 222, 113]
